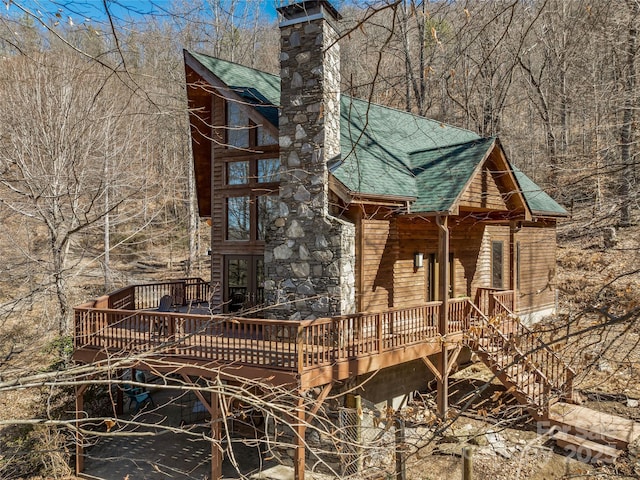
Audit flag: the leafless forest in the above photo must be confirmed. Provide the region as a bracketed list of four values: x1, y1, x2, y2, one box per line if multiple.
[0, 1, 638, 478]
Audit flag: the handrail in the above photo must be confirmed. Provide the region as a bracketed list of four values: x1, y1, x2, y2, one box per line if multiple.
[492, 296, 575, 379]
[305, 301, 443, 326]
[75, 278, 212, 312]
[465, 304, 552, 408]
[475, 288, 514, 318]
[466, 296, 574, 410]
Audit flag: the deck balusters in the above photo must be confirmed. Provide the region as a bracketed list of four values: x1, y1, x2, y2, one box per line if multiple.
[76, 281, 509, 377]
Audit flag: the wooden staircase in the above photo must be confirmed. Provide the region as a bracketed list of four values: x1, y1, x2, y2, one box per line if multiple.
[548, 402, 640, 463]
[465, 298, 640, 463]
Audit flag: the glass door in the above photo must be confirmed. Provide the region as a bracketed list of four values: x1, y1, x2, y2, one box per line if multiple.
[225, 255, 264, 313]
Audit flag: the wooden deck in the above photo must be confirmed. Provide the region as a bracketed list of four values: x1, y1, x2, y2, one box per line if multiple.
[73, 279, 512, 389]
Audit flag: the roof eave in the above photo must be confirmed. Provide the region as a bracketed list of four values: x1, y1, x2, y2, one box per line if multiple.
[531, 210, 570, 219]
[183, 50, 279, 141]
[329, 174, 416, 209]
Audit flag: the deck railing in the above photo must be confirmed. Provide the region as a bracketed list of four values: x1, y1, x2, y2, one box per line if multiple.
[74, 284, 477, 373]
[91, 278, 211, 311]
[475, 288, 515, 318]
[74, 307, 302, 369]
[302, 302, 442, 366]
[507, 315, 576, 403]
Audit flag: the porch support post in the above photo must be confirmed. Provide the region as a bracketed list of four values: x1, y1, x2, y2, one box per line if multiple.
[294, 394, 307, 480]
[211, 387, 222, 480]
[436, 215, 450, 417]
[509, 220, 518, 313]
[75, 384, 87, 475]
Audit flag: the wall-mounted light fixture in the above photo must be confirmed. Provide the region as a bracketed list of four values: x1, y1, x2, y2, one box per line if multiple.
[414, 252, 424, 269]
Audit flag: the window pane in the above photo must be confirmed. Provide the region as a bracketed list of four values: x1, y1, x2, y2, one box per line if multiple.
[257, 125, 277, 146]
[258, 158, 281, 183]
[516, 242, 521, 291]
[227, 101, 249, 148]
[227, 196, 250, 241]
[492, 241, 503, 289]
[227, 259, 248, 287]
[257, 195, 278, 240]
[227, 161, 249, 185]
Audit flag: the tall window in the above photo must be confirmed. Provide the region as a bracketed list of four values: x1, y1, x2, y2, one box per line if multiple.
[257, 158, 280, 182]
[492, 241, 503, 289]
[226, 196, 250, 240]
[227, 161, 249, 184]
[515, 241, 521, 291]
[226, 100, 277, 149]
[227, 101, 250, 148]
[426, 253, 455, 301]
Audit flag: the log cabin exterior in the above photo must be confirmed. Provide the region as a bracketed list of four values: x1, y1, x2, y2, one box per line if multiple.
[185, 5, 567, 325]
[72, 2, 583, 479]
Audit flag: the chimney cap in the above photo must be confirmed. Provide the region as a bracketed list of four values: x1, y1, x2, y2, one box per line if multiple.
[277, 0, 342, 25]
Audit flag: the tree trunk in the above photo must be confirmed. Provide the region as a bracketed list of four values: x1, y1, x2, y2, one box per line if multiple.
[619, 0, 638, 226]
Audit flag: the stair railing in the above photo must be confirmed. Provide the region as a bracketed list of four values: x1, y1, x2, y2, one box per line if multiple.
[492, 297, 576, 402]
[465, 299, 567, 414]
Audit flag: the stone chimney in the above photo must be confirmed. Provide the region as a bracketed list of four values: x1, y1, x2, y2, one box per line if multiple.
[264, 0, 355, 320]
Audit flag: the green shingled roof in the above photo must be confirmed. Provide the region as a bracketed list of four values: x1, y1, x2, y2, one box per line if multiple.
[187, 50, 567, 217]
[335, 96, 487, 212]
[190, 51, 281, 106]
[512, 166, 568, 216]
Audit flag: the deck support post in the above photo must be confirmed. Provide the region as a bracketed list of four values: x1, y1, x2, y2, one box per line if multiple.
[436, 215, 449, 417]
[211, 388, 222, 480]
[75, 384, 87, 475]
[294, 395, 307, 480]
[116, 369, 124, 415]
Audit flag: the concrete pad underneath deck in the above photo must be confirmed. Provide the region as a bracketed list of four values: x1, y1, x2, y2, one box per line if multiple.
[249, 465, 333, 480]
[81, 389, 276, 480]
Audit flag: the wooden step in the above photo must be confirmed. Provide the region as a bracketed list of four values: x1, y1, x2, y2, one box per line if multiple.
[549, 402, 640, 449]
[507, 369, 537, 384]
[552, 430, 623, 464]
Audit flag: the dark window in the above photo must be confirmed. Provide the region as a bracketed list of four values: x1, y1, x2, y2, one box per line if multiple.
[426, 253, 455, 301]
[227, 257, 248, 311]
[427, 253, 436, 302]
[492, 241, 503, 289]
[257, 195, 278, 240]
[257, 125, 277, 146]
[225, 255, 264, 312]
[515, 241, 521, 291]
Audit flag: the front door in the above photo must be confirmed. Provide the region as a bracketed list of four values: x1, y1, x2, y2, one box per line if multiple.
[426, 252, 455, 301]
[224, 255, 264, 312]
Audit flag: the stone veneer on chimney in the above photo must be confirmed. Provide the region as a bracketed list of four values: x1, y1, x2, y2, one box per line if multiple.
[263, 0, 356, 320]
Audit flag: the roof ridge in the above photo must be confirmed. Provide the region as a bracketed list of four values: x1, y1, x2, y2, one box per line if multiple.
[409, 136, 493, 156]
[341, 94, 480, 139]
[188, 50, 480, 140]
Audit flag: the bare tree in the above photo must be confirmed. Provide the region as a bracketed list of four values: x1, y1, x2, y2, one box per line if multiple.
[618, 0, 639, 226]
[0, 52, 147, 335]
